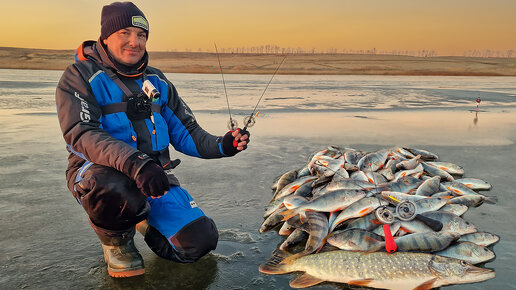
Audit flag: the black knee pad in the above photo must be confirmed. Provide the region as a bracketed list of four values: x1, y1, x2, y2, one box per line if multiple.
[75, 164, 150, 230]
[145, 216, 218, 263]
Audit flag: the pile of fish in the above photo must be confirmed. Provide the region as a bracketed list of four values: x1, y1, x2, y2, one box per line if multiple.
[259, 145, 498, 290]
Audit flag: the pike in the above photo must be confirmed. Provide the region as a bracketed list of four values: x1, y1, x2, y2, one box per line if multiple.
[259, 249, 495, 289]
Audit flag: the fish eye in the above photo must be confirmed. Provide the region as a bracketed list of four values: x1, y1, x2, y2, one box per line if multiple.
[460, 260, 468, 266]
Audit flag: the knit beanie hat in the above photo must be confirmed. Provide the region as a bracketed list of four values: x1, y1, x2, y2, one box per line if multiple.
[101, 2, 149, 40]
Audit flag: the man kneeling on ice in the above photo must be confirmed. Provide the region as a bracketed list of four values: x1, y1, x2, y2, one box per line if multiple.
[55, 1, 249, 277]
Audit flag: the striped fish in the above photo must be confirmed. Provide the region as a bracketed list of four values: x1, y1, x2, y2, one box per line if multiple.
[259, 249, 495, 289]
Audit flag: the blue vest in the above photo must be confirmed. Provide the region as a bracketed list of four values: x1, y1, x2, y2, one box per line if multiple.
[88, 72, 171, 152]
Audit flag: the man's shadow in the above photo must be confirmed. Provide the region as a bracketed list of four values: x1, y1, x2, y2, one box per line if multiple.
[102, 253, 218, 289]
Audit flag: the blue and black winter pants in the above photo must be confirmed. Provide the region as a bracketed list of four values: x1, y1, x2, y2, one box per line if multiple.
[69, 162, 218, 263]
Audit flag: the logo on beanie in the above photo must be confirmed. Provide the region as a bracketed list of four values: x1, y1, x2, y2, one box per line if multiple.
[132, 16, 148, 31]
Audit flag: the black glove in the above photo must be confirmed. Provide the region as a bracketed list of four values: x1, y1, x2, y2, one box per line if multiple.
[135, 162, 170, 197]
[222, 128, 250, 156]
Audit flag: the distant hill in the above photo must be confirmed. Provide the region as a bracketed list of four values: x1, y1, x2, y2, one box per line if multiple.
[1, 46, 516, 76]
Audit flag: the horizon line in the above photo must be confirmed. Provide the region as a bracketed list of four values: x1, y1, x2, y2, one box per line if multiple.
[1, 45, 515, 58]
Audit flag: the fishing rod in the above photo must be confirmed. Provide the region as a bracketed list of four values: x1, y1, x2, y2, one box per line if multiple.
[214, 43, 237, 131]
[242, 54, 287, 131]
[214, 48, 287, 146]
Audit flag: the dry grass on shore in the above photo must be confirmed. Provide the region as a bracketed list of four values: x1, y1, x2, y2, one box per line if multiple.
[2, 46, 516, 76]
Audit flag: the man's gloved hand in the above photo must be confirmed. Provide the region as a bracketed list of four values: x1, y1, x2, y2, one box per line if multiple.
[222, 128, 250, 156]
[135, 161, 170, 197]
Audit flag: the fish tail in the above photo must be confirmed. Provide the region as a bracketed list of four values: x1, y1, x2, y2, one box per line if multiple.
[484, 195, 498, 204]
[280, 209, 299, 221]
[258, 249, 293, 274]
[316, 234, 331, 253]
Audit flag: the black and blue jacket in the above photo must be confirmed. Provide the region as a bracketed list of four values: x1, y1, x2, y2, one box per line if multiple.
[56, 39, 226, 189]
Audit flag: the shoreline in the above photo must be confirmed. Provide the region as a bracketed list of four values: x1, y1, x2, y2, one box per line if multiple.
[1, 46, 516, 76]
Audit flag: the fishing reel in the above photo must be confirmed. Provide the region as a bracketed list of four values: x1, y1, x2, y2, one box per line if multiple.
[375, 206, 395, 224]
[395, 200, 417, 221]
[375, 200, 443, 232]
[243, 115, 256, 128]
[375, 200, 417, 224]
[226, 115, 257, 131]
[227, 119, 238, 131]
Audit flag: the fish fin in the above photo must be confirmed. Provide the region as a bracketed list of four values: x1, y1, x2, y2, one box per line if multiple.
[314, 235, 330, 254]
[348, 278, 373, 286]
[290, 185, 301, 192]
[280, 209, 298, 221]
[289, 273, 324, 288]
[484, 196, 498, 204]
[280, 252, 306, 267]
[258, 249, 292, 275]
[359, 207, 372, 215]
[413, 277, 438, 290]
[299, 213, 307, 223]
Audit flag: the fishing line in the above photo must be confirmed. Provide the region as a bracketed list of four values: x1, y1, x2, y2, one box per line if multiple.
[242, 55, 287, 131]
[214, 43, 237, 131]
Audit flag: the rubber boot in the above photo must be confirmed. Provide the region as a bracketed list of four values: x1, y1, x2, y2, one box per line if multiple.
[136, 219, 149, 236]
[95, 227, 145, 278]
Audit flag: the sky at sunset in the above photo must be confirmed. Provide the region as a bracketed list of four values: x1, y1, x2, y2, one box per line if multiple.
[3, 0, 515, 55]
